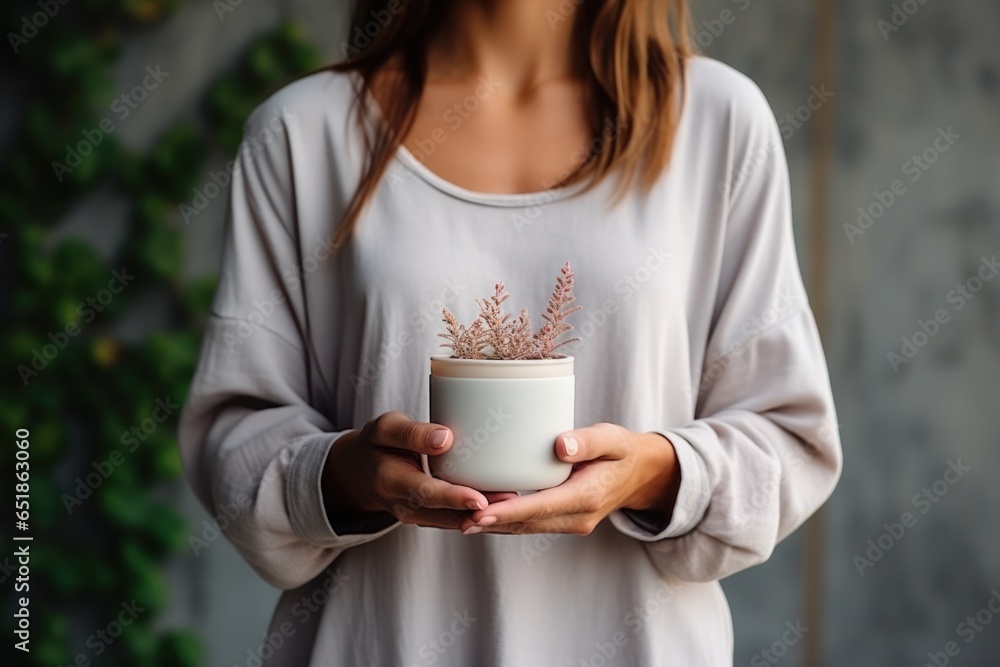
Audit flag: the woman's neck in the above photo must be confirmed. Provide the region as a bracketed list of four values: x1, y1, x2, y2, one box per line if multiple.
[428, 0, 579, 92]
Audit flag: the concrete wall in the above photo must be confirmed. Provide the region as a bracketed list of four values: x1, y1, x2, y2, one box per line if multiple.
[694, 0, 1000, 665]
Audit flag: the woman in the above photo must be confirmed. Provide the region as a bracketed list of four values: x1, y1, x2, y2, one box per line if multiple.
[180, 0, 842, 664]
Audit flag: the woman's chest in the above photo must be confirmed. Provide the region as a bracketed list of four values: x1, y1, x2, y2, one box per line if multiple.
[343, 177, 701, 344]
[401, 77, 593, 195]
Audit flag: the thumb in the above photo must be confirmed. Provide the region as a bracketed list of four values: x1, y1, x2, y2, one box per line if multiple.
[556, 424, 629, 463]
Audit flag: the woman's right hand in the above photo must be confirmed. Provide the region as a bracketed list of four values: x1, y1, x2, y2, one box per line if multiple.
[322, 411, 508, 532]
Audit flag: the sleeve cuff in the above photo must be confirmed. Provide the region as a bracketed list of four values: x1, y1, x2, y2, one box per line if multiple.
[610, 430, 711, 541]
[285, 431, 400, 547]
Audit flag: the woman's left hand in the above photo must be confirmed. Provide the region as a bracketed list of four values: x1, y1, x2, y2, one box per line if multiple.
[458, 423, 681, 536]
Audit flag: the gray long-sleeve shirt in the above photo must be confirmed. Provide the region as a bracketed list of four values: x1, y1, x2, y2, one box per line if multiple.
[179, 56, 842, 666]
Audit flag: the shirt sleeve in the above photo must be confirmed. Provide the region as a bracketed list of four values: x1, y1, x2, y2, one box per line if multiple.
[178, 102, 399, 591]
[610, 82, 843, 582]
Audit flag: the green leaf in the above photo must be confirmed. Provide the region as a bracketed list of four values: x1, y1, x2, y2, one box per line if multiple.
[146, 123, 209, 201]
[78, 550, 119, 592]
[249, 41, 285, 87]
[136, 194, 171, 227]
[122, 540, 169, 611]
[100, 484, 150, 527]
[182, 276, 217, 321]
[26, 421, 66, 467]
[34, 545, 87, 595]
[134, 220, 184, 281]
[33, 611, 72, 666]
[32, 475, 69, 532]
[143, 502, 188, 553]
[121, 621, 158, 664]
[53, 239, 109, 295]
[152, 438, 184, 479]
[158, 630, 203, 667]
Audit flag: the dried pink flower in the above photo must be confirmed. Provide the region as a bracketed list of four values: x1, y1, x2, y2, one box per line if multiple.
[439, 262, 583, 360]
[438, 306, 488, 359]
[534, 261, 583, 357]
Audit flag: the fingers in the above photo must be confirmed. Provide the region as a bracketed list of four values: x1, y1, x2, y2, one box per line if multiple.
[460, 475, 602, 532]
[361, 414, 638, 536]
[362, 411, 452, 455]
[466, 513, 600, 536]
[390, 507, 472, 530]
[382, 482, 517, 530]
[483, 492, 520, 504]
[556, 423, 630, 463]
[376, 455, 489, 512]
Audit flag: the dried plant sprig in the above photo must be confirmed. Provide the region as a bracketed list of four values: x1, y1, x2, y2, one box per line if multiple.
[476, 281, 514, 358]
[505, 308, 538, 360]
[438, 306, 488, 359]
[438, 263, 584, 360]
[534, 261, 582, 357]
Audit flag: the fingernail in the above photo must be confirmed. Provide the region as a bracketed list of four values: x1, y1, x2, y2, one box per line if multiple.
[564, 435, 579, 457]
[463, 526, 482, 535]
[466, 500, 485, 510]
[477, 516, 497, 527]
[429, 430, 449, 448]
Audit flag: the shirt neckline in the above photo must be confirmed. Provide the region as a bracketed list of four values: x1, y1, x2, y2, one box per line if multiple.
[393, 143, 588, 208]
[350, 70, 587, 208]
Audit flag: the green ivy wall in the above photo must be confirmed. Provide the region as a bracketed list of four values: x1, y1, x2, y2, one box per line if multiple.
[1, 2, 331, 664]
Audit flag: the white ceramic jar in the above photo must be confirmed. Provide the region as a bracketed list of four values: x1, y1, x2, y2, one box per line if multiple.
[426, 355, 575, 492]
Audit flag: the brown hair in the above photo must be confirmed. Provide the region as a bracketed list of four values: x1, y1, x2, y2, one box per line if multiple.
[330, 0, 692, 248]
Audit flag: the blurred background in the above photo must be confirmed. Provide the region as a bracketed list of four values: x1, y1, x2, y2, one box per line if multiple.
[1, 0, 997, 665]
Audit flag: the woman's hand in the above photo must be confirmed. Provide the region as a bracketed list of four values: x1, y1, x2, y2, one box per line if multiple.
[457, 423, 681, 536]
[322, 411, 517, 532]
